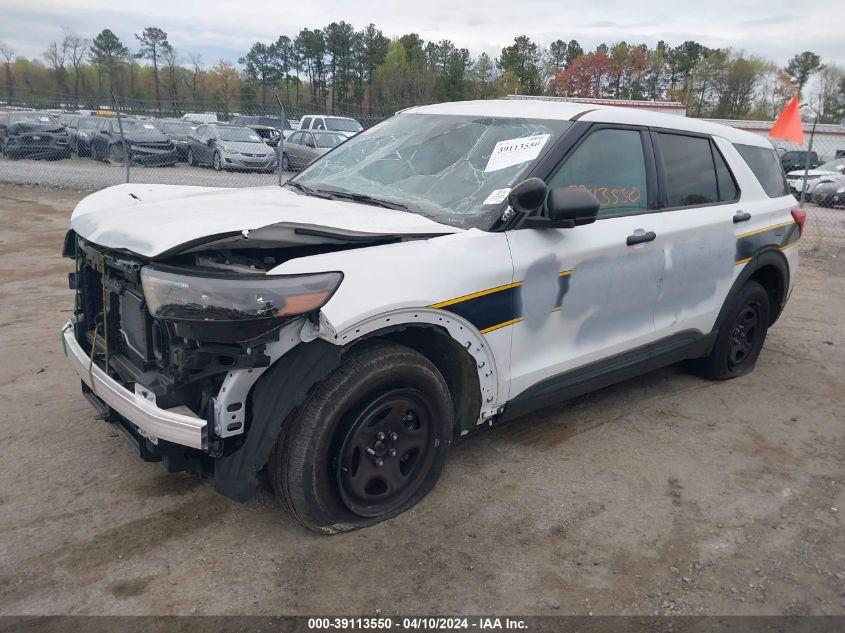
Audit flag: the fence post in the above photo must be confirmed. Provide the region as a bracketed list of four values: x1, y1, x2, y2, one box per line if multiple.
[111, 93, 130, 184]
[274, 90, 286, 187]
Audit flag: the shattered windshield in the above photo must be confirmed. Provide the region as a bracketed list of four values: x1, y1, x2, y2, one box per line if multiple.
[291, 113, 571, 229]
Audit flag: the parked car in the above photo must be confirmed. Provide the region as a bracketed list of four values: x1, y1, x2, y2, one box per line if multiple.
[61, 99, 802, 533]
[786, 158, 845, 198]
[281, 130, 346, 170]
[230, 115, 294, 143]
[67, 116, 104, 157]
[0, 111, 70, 159]
[297, 114, 363, 138]
[90, 117, 179, 166]
[811, 178, 845, 207]
[182, 112, 218, 124]
[152, 119, 197, 160]
[186, 123, 277, 172]
[780, 149, 820, 173]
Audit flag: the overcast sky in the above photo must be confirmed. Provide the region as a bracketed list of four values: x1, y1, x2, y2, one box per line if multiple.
[2, 0, 844, 69]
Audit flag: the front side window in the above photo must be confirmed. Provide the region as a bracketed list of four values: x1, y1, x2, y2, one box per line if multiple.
[292, 112, 572, 229]
[658, 133, 718, 207]
[547, 128, 648, 218]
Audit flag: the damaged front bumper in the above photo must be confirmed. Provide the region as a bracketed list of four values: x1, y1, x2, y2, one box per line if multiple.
[61, 320, 208, 450]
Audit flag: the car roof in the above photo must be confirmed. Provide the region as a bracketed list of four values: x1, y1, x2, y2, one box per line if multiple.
[407, 99, 771, 148]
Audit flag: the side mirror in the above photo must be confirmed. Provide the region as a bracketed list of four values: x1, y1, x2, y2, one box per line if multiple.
[523, 187, 600, 229]
[508, 178, 547, 214]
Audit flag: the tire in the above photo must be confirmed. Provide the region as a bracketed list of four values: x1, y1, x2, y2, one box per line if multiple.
[268, 342, 454, 533]
[213, 151, 222, 171]
[187, 148, 195, 166]
[688, 280, 770, 380]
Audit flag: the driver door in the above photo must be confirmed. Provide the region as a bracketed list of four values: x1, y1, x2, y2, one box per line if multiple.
[505, 126, 664, 401]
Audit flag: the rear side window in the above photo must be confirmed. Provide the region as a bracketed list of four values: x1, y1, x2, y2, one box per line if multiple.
[548, 128, 649, 218]
[658, 133, 719, 207]
[734, 144, 789, 198]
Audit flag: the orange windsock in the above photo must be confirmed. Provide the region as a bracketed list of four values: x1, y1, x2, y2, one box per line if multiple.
[769, 97, 804, 146]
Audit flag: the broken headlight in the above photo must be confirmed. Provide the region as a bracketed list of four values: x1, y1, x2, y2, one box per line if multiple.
[141, 266, 342, 322]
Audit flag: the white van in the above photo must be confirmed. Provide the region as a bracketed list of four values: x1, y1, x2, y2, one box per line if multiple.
[62, 99, 801, 532]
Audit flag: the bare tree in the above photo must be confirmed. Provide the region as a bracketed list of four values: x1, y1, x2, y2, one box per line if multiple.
[185, 53, 204, 104]
[64, 29, 90, 104]
[163, 44, 180, 112]
[44, 37, 70, 95]
[0, 40, 13, 102]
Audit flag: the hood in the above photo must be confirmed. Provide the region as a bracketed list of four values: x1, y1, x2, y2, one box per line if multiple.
[122, 131, 169, 144]
[219, 141, 274, 155]
[71, 184, 463, 258]
[787, 168, 838, 177]
[10, 122, 65, 135]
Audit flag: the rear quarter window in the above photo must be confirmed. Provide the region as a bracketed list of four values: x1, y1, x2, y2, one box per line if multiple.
[734, 144, 789, 198]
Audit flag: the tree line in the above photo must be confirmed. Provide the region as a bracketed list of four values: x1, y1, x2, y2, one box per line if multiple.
[1, 25, 843, 123]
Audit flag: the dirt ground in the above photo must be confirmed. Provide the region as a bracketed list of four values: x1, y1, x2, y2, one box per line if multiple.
[0, 183, 843, 616]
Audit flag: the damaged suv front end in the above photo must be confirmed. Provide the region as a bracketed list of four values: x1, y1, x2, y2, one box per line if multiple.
[62, 230, 342, 466]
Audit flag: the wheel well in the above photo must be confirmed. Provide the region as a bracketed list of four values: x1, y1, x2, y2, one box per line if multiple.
[351, 325, 482, 434]
[749, 264, 786, 325]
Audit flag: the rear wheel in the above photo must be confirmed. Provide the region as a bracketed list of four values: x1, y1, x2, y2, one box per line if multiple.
[688, 280, 770, 380]
[187, 148, 195, 166]
[212, 151, 222, 171]
[268, 342, 453, 533]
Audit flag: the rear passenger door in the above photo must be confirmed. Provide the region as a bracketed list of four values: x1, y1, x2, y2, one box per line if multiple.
[506, 125, 663, 399]
[650, 131, 744, 338]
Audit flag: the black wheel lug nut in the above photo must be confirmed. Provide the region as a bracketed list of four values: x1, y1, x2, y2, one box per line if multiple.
[366, 447, 375, 455]
[389, 431, 398, 440]
[375, 458, 384, 467]
[376, 432, 385, 441]
[388, 448, 397, 457]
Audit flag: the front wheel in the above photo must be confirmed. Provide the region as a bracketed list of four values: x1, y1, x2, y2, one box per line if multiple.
[187, 148, 195, 166]
[688, 280, 770, 380]
[268, 342, 454, 533]
[212, 151, 222, 171]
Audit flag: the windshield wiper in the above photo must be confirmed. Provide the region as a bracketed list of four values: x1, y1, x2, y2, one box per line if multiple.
[285, 181, 335, 199]
[314, 188, 409, 212]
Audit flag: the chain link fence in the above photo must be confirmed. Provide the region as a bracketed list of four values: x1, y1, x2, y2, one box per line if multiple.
[1, 97, 843, 241]
[0, 95, 388, 191]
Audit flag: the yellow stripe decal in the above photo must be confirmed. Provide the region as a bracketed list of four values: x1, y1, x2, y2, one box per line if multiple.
[428, 281, 522, 309]
[480, 317, 523, 334]
[737, 220, 794, 239]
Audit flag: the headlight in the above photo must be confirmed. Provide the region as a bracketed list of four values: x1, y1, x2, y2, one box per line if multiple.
[837, 186, 845, 194]
[220, 145, 233, 153]
[141, 266, 343, 322]
[79, 132, 88, 138]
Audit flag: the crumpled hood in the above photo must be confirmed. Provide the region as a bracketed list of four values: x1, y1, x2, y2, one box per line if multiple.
[71, 183, 463, 258]
[122, 131, 170, 144]
[787, 168, 840, 177]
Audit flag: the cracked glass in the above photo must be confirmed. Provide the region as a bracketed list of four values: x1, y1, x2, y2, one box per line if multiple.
[290, 113, 572, 229]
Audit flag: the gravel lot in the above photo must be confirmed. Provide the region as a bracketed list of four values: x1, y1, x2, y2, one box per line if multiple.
[1, 183, 843, 616]
[0, 155, 293, 189]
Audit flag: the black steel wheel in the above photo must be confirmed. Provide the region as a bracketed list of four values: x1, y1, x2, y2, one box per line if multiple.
[266, 342, 454, 533]
[688, 280, 770, 380]
[336, 388, 441, 517]
[213, 151, 222, 171]
[186, 148, 195, 166]
[727, 300, 762, 371]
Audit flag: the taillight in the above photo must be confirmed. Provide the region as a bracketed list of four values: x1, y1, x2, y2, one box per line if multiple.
[791, 208, 806, 237]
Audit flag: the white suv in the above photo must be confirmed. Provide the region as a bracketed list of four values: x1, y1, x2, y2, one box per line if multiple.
[62, 100, 802, 533]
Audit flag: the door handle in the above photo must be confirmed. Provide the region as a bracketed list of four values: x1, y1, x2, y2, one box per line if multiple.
[626, 231, 657, 246]
[733, 211, 751, 223]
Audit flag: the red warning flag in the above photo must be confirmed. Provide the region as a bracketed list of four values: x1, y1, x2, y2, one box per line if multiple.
[769, 97, 804, 146]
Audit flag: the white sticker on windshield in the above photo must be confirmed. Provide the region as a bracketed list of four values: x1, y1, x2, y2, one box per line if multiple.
[484, 134, 551, 173]
[483, 188, 511, 205]
[143, 124, 155, 129]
